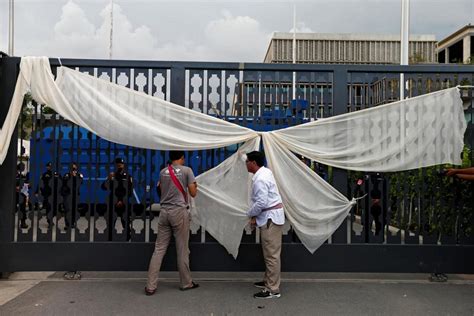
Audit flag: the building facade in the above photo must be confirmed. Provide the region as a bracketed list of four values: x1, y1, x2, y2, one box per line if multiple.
[437, 24, 474, 64]
[264, 32, 437, 64]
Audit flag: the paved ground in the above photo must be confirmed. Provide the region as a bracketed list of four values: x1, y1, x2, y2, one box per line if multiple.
[1, 272, 474, 315]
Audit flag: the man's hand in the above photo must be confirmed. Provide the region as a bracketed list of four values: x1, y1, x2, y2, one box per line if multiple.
[249, 217, 257, 230]
[446, 168, 457, 177]
[108, 172, 115, 180]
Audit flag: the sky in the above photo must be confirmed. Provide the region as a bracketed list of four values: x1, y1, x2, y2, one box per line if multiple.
[0, 0, 473, 62]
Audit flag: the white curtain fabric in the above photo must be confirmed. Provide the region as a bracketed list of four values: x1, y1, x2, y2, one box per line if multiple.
[192, 138, 260, 258]
[0, 56, 467, 258]
[13, 57, 259, 153]
[271, 88, 466, 172]
[263, 133, 355, 253]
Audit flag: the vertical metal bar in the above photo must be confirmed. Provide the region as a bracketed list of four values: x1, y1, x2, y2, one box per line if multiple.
[0, 57, 20, 245]
[170, 66, 186, 106]
[331, 67, 349, 243]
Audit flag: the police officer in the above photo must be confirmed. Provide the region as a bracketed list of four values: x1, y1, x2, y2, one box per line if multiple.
[38, 162, 59, 226]
[60, 162, 83, 229]
[101, 157, 133, 240]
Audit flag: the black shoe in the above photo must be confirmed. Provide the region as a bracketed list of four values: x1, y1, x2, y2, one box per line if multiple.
[429, 273, 448, 282]
[254, 281, 266, 289]
[180, 282, 200, 291]
[145, 287, 156, 296]
[63, 271, 81, 280]
[254, 289, 281, 299]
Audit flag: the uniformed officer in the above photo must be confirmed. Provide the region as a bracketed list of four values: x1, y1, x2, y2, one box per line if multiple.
[38, 162, 59, 226]
[60, 162, 83, 229]
[101, 157, 133, 239]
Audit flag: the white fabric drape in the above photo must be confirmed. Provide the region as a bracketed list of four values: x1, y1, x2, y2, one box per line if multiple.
[12, 57, 259, 153]
[192, 137, 260, 258]
[0, 56, 467, 258]
[271, 88, 466, 172]
[263, 133, 355, 253]
[0, 58, 35, 163]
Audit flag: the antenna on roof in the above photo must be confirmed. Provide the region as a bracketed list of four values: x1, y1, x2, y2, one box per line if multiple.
[292, 4, 297, 100]
[109, 0, 114, 59]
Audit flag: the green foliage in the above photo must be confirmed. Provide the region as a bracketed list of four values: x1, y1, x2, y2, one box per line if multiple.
[466, 55, 474, 65]
[18, 94, 33, 140]
[388, 146, 473, 241]
[17, 93, 57, 140]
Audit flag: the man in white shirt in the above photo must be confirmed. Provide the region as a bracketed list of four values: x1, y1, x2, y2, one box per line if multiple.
[246, 151, 285, 299]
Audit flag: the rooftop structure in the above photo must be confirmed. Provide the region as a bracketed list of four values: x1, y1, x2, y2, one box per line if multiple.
[264, 32, 437, 64]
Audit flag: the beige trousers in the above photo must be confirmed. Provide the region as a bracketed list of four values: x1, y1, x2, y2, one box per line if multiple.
[146, 207, 192, 290]
[260, 220, 283, 293]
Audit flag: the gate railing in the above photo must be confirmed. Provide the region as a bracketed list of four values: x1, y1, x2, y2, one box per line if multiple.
[1, 55, 473, 272]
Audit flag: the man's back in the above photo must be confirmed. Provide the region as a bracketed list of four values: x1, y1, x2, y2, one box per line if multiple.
[159, 164, 195, 209]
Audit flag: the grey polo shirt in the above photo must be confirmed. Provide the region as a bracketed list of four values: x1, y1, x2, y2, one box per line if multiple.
[159, 164, 195, 210]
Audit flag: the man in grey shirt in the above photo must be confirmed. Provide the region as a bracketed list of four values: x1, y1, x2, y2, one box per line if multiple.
[145, 151, 198, 295]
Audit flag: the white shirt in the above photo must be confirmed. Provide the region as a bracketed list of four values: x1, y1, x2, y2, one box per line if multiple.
[247, 166, 285, 227]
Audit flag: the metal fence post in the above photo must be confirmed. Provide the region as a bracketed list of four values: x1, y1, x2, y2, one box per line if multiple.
[0, 56, 20, 261]
[331, 67, 350, 243]
[169, 65, 186, 107]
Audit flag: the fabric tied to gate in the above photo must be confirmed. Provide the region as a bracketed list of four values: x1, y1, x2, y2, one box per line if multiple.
[270, 88, 466, 172]
[0, 56, 467, 258]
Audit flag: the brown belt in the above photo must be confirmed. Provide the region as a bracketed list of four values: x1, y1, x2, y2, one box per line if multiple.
[262, 203, 283, 212]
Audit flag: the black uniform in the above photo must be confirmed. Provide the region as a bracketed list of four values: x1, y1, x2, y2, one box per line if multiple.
[60, 170, 83, 228]
[101, 167, 133, 239]
[39, 168, 59, 223]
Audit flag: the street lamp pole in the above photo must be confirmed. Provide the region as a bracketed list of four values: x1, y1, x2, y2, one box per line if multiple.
[8, 0, 14, 56]
[292, 5, 296, 100]
[400, 0, 410, 100]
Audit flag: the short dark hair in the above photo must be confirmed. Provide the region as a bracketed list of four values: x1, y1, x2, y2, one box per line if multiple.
[169, 150, 185, 161]
[17, 162, 25, 171]
[114, 157, 125, 164]
[246, 151, 265, 167]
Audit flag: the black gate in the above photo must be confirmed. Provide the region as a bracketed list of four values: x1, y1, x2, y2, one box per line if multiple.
[1, 54, 473, 273]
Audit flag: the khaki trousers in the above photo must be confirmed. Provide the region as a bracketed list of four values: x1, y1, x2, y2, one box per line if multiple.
[260, 220, 283, 293]
[146, 207, 192, 290]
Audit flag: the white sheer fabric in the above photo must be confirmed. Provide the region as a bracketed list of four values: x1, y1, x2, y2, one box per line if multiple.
[192, 138, 260, 258]
[12, 57, 259, 153]
[0, 56, 468, 257]
[271, 88, 466, 172]
[263, 133, 355, 253]
[0, 57, 37, 163]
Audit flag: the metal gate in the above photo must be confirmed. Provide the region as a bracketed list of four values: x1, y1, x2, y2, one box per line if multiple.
[1, 54, 473, 273]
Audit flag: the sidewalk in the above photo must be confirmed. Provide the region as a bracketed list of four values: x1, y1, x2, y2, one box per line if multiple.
[1, 272, 474, 315]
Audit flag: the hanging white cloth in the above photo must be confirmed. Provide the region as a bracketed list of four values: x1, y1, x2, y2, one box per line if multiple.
[192, 137, 260, 258]
[0, 56, 468, 258]
[271, 88, 466, 172]
[8, 57, 259, 155]
[263, 133, 355, 253]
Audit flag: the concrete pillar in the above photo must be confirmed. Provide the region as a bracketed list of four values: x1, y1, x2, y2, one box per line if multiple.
[445, 47, 450, 64]
[463, 36, 471, 63]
